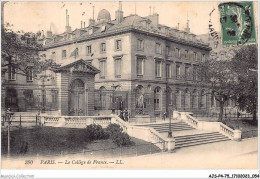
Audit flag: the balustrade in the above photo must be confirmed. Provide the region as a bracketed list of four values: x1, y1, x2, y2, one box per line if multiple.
[220, 123, 234, 137]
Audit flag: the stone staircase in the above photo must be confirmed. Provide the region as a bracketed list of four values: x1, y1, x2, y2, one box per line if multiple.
[135, 121, 230, 149]
[136, 121, 194, 133]
[175, 132, 230, 149]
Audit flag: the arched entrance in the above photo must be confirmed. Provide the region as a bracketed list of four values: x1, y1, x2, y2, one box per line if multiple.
[69, 79, 86, 116]
[5, 88, 18, 111]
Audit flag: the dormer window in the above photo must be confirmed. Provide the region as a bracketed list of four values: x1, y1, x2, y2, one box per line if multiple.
[89, 28, 93, 35]
[26, 67, 33, 82]
[62, 50, 67, 59]
[87, 45, 92, 55]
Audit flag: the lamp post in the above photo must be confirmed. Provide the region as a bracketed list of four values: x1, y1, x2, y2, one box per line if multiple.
[111, 84, 117, 114]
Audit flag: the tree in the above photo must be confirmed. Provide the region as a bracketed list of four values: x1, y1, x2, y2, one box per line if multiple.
[198, 57, 236, 121]
[230, 44, 257, 121]
[1, 23, 54, 77]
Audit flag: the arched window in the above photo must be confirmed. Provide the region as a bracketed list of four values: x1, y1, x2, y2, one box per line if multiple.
[100, 86, 106, 109]
[5, 88, 18, 109]
[201, 90, 206, 108]
[154, 87, 162, 110]
[175, 89, 181, 110]
[191, 89, 198, 109]
[184, 89, 190, 109]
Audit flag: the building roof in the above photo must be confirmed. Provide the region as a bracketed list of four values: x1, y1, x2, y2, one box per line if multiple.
[97, 9, 111, 22]
[44, 11, 211, 51]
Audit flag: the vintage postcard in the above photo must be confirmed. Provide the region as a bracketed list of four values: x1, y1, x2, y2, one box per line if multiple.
[1, 0, 258, 177]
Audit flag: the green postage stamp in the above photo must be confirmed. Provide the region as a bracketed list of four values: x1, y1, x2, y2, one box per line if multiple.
[218, 1, 256, 46]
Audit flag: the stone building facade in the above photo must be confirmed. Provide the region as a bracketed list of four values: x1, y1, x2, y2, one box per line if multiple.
[40, 3, 212, 118]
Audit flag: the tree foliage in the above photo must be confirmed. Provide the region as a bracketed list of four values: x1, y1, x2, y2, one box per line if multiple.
[1, 24, 55, 78]
[198, 56, 236, 121]
[230, 44, 258, 120]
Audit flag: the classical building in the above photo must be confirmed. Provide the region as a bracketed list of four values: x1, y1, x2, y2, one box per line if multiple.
[40, 2, 213, 118]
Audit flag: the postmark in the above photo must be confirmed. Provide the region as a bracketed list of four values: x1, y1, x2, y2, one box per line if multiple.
[218, 2, 256, 46]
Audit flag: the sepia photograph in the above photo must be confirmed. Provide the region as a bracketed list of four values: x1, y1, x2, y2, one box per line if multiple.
[1, 0, 258, 177]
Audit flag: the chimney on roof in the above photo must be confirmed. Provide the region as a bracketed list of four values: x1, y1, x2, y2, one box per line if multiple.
[115, 1, 124, 24]
[65, 9, 72, 32]
[46, 24, 52, 38]
[184, 19, 190, 33]
[177, 23, 180, 30]
[146, 13, 159, 27]
[84, 21, 86, 28]
[89, 6, 95, 26]
[81, 21, 83, 28]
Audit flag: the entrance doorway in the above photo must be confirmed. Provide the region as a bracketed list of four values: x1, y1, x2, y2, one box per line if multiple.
[69, 79, 86, 116]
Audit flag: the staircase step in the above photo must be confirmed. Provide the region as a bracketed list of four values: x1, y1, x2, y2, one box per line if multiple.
[155, 128, 194, 133]
[175, 135, 229, 145]
[175, 132, 221, 140]
[175, 138, 230, 149]
[137, 122, 188, 127]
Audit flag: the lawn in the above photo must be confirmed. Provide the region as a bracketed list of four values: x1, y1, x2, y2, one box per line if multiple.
[222, 119, 258, 139]
[1, 126, 161, 158]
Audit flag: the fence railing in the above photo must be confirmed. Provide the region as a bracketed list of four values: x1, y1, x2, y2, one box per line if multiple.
[2, 114, 40, 127]
[193, 113, 254, 119]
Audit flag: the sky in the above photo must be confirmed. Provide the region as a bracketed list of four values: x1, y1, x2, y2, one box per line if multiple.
[3, 1, 258, 36]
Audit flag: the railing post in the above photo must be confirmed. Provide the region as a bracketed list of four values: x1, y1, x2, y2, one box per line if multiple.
[19, 114, 22, 127]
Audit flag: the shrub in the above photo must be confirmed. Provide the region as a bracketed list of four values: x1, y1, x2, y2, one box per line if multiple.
[85, 124, 109, 141]
[111, 132, 133, 147]
[106, 124, 134, 146]
[106, 123, 123, 138]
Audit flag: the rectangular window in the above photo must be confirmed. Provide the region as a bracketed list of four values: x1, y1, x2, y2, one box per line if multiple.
[185, 66, 190, 79]
[176, 48, 181, 58]
[115, 58, 121, 78]
[166, 46, 170, 56]
[100, 43, 106, 53]
[220, 54, 225, 60]
[87, 45, 92, 55]
[115, 40, 122, 51]
[193, 52, 197, 61]
[137, 39, 144, 50]
[26, 68, 33, 82]
[62, 50, 67, 59]
[136, 57, 144, 76]
[166, 64, 171, 78]
[99, 60, 106, 78]
[154, 98, 160, 110]
[193, 66, 198, 81]
[155, 43, 162, 54]
[176, 64, 181, 79]
[8, 65, 16, 80]
[185, 50, 188, 59]
[155, 61, 161, 78]
[202, 54, 205, 61]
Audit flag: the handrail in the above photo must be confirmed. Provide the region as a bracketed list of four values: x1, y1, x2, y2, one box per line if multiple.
[219, 123, 234, 137]
[186, 114, 199, 127]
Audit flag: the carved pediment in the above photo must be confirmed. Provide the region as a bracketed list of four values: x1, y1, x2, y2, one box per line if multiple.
[54, 59, 100, 74]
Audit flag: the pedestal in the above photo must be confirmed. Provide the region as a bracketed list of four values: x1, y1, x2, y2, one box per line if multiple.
[133, 115, 151, 124]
